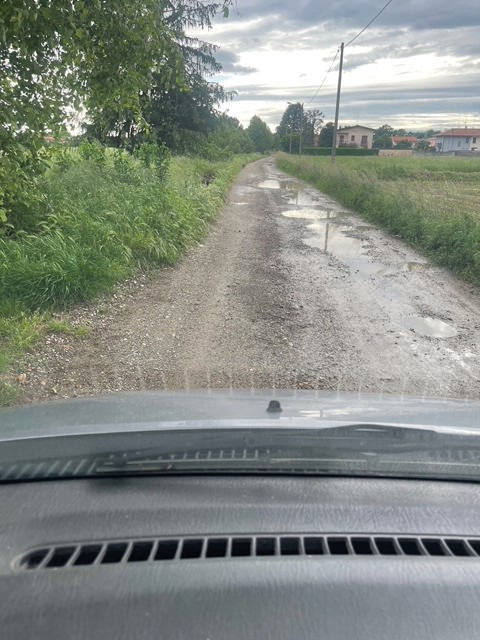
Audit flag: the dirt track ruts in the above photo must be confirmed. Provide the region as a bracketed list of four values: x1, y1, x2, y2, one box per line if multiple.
[15, 157, 480, 403]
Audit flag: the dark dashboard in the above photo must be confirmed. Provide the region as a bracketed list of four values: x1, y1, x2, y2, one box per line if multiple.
[2, 474, 480, 639]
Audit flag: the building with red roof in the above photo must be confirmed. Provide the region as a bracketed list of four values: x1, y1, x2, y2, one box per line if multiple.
[435, 128, 480, 153]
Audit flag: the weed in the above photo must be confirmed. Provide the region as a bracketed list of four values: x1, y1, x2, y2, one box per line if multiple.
[0, 380, 17, 407]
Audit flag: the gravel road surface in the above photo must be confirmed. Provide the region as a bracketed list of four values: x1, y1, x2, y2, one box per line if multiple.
[15, 157, 480, 403]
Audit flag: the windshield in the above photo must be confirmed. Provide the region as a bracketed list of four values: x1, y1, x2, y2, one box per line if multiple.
[1, 0, 480, 481]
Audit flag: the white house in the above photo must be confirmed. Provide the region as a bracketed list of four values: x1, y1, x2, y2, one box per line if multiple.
[435, 128, 480, 153]
[336, 125, 374, 149]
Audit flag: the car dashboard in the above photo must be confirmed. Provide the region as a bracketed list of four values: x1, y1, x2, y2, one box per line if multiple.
[2, 474, 480, 639]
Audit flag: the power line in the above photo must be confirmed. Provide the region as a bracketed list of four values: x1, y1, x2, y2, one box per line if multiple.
[305, 48, 340, 107]
[345, 0, 394, 48]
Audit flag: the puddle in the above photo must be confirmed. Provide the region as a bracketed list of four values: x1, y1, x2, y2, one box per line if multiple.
[257, 179, 280, 189]
[301, 220, 384, 276]
[404, 316, 457, 338]
[283, 208, 339, 220]
[407, 261, 431, 272]
[234, 202, 248, 206]
[287, 191, 319, 206]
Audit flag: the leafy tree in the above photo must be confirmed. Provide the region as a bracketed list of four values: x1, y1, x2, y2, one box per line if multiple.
[0, 0, 232, 226]
[395, 140, 413, 149]
[373, 125, 394, 149]
[246, 116, 273, 153]
[86, 33, 234, 153]
[303, 109, 324, 147]
[318, 122, 335, 148]
[207, 114, 254, 157]
[276, 103, 304, 152]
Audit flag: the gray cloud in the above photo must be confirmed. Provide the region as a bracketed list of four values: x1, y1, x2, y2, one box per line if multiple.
[210, 1, 480, 128]
[215, 49, 257, 74]
[231, 0, 480, 31]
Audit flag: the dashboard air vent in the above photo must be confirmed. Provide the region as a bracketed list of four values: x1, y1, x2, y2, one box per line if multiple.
[17, 534, 480, 571]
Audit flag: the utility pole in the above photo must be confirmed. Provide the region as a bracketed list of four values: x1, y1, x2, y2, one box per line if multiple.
[331, 42, 344, 163]
[289, 129, 293, 153]
[299, 102, 304, 155]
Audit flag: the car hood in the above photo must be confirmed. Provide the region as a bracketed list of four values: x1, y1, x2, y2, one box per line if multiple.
[0, 390, 479, 440]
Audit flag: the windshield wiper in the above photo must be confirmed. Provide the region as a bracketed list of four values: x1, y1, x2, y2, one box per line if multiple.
[2, 422, 480, 483]
[91, 423, 480, 475]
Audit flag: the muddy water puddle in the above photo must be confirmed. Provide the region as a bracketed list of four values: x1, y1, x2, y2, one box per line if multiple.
[283, 208, 339, 220]
[403, 316, 457, 338]
[301, 219, 383, 277]
[257, 179, 281, 189]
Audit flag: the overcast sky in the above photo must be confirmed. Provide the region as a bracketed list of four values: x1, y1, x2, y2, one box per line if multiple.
[193, 0, 480, 131]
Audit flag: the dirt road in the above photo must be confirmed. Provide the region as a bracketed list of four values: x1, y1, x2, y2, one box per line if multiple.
[16, 157, 480, 402]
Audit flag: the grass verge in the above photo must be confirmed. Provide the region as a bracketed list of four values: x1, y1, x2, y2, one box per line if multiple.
[0, 152, 258, 404]
[276, 152, 480, 285]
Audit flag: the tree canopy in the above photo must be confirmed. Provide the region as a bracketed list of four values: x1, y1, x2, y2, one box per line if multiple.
[0, 0, 232, 223]
[318, 122, 335, 148]
[276, 103, 324, 152]
[246, 116, 273, 153]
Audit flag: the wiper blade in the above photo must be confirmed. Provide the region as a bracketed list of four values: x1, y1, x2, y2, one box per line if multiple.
[2, 422, 480, 482]
[91, 423, 479, 475]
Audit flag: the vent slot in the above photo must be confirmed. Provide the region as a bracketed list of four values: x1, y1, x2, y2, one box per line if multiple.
[376, 537, 401, 555]
[20, 548, 50, 570]
[128, 541, 154, 562]
[73, 544, 103, 566]
[398, 538, 423, 556]
[231, 538, 252, 557]
[17, 534, 480, 571]
[445, 539, 472, 557]
[422, 539, 449, 557]
[46, 546, 77, 568]
[155, 540, 178, 561]
[206, 538, 228, 558]
[102, 543, 129, 564]
[351, 537, 375, 555]
[256, 537, 276, 556]
[327, 537, 349, 555]
[180, 539, 204, 559]
[304, 537, 324, 555]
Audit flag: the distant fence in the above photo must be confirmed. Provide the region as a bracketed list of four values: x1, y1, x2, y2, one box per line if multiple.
[302, 147, 379, 156]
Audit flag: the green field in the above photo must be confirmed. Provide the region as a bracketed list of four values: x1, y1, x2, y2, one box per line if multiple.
[277, 152, 480, 283]
[0, 150, 258, 404]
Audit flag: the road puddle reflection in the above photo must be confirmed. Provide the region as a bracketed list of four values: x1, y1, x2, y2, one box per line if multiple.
[301, 217, 383, 276]
[257, 179, 280, 189]
[283, 208, 339, 220]
[404, 316, 457, 338]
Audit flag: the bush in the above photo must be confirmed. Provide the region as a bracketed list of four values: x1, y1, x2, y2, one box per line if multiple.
[135, 143, 171, 180]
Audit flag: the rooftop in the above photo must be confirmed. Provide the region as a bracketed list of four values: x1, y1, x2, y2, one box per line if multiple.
[436, 128, 480, 137]
[338, 125, 375, 132]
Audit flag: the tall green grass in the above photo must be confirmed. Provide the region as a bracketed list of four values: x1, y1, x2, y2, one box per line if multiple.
[0, 153, 256, 310]
[276, 153, 480, 284]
